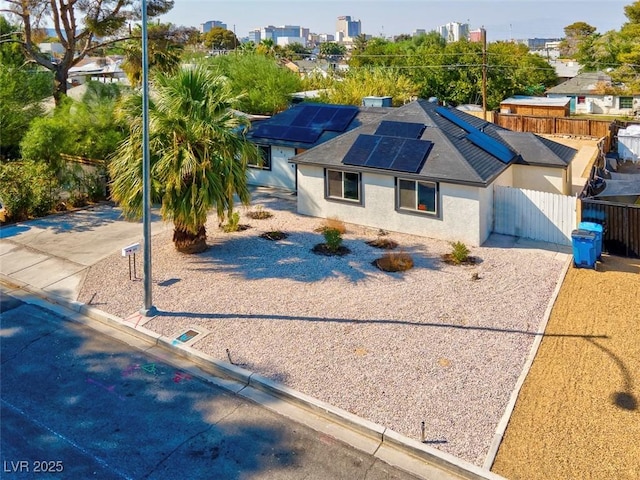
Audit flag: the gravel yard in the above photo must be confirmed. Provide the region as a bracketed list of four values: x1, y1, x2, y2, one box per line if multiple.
[78, 191, 567, 466]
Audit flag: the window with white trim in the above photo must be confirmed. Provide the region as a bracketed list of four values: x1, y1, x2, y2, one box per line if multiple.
[397, 179, 438, 214]
[326, 169, 360, 202]
[619, 97, 633, 109]
[248, 145, 271, 169]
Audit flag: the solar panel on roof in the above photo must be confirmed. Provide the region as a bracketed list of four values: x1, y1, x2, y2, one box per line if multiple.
[374, 121, 425, 139]
[284, 126, 323, 143]
[252, 124, 290, 139]
[342, 134, 432, 173]
[390, 140, 432, 173]
[466, 131, 515, 163]
[325, 107, 358, 132]
[366, 137, 404, 169]
[343, 134, 379, 166]
[435, 106, 477, 133]
[293, 105, 321, 127]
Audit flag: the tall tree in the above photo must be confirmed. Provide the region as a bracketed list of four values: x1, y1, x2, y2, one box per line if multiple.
[109, 66, 259, 254]
[1, 0, 174, 105]
[203, 26, 238, 50]
[120, 22, 183, 87]
[559, 21, 597, 58]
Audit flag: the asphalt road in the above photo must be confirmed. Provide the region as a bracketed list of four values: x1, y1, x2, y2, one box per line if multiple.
[0, 292, 420, 480]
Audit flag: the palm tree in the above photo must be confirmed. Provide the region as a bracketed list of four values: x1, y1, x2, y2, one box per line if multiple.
[109, 66, 259, 253]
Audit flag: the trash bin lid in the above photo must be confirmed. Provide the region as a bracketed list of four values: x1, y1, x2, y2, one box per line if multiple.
[571, 229, 596, 239]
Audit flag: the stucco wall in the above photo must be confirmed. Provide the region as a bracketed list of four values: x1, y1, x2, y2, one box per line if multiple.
[512, 164, 567, 195]
[247, 146, 297, 191]
[296, 165, 485, 246]
[548, 94, 639, 116]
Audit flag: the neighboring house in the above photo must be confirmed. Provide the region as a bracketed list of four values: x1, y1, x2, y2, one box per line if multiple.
[500, 96, 571, 117]
[546, 71, 640, 116]
[246, 103, 389, 191]
[290, 100, 577, 246]
[68, 56, 127, 85]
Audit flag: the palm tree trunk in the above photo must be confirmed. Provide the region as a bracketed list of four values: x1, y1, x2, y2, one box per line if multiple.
[173, 225, 208, 254]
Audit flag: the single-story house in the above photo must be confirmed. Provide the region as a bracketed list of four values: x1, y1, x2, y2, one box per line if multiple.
[246, 102, 390, 191]
[546, 71, 640, 116]
[289, 99, 577, 246]
[500, 96, 571, 117]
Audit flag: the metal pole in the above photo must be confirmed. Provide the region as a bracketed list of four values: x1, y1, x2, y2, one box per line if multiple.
[140, 0, 156, 317]
[482, 27, 487, 121]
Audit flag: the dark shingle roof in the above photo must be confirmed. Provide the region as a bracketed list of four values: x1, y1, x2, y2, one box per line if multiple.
[291, 100, 576, 186]
[545, 71, 612, 95]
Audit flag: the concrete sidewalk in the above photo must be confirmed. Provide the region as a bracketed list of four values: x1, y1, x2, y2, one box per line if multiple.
[0, 204, 506, 480]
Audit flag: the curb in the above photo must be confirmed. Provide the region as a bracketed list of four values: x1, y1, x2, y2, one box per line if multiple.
[1, 278, 507, 480]
[482, 254, 573, 470]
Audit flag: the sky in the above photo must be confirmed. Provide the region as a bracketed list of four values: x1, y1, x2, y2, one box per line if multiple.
[159, 0, 630, 42]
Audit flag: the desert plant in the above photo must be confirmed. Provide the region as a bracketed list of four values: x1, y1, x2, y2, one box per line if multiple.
[323, 227, 343, 252]
[450, 241, 470, 265]
[317, 216, 346, 234]
[374, 250, 414, 272]
[222, 211, 241, 232]
[246, 204, 273, 219]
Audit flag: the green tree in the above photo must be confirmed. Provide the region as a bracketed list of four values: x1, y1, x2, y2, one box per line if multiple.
[559, 21, 597, 58]
[256, 38, 280, 57]
[206, 53, 302, 115]
[1, 0, 174, 105]
[203, 27, 238, 50]
[0, 15, 52, 159]
[120, 23, 183, 87]
[318, 67, 418, 106]
[109, 66, 259, 253]
[280, 42, 310, 61]
[319, 42, 346, 58]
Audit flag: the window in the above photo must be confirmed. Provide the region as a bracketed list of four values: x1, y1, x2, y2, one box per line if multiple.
[326, 169, 360, 202]
[619, 97, 633, 109]
[248, 145, 271, 169]
[577, 96, 586, 104]
[397, 179, 437, 214]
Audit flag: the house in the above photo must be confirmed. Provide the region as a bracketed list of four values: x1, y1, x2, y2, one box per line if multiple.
[289, 99, 577, 246]
[546, 71, 640, 116]
[246, 102, 390, 191]
[500, 96, 571, 117]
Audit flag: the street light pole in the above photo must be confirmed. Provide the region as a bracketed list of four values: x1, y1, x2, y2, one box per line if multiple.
[140, 0, 156, 317]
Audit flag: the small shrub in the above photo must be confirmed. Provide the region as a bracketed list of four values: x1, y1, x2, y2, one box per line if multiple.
[450, 241, 470, 264]
[323, 227, 343, 252]
[247, 205, 273, 220]
[374, 250, 414, 272]
[222, 212, 241, 232]
[366, 237, 398, 249]
[316, 216, 346, 234]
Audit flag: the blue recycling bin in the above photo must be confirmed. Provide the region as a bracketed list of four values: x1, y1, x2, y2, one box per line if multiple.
[578, 221, 603, 260]
[572, 229, 597, 269]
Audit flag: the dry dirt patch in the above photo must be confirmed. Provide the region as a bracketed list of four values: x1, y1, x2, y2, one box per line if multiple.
[492, 254, 640, 480]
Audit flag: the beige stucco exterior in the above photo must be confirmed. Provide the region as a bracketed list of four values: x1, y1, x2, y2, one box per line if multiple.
[511, 164, 571, 195]
[247, 146, 297, 191]
[296, 165, 487, 246]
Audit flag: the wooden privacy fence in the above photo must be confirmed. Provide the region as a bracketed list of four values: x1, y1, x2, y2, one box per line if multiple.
[580, 198, 640, 258]
[493, 112, 613, 141]
[494, 186, 577, 245]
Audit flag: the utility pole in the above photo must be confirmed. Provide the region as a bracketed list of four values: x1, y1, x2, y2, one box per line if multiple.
[482, 27, 487, 121]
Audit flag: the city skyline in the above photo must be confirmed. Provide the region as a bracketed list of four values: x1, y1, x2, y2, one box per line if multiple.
[159, 0, 630, 42]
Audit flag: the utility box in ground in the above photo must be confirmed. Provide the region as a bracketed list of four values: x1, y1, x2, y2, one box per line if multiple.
[572, 229, 597, 269]
[578, 221, 603, 260]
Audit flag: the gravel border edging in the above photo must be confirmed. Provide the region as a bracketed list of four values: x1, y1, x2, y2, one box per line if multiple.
[1, 279, 508, 480]
[481, 254, 573, 470]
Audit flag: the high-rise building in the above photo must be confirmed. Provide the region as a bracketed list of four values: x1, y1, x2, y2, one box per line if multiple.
[336, 15, 361, 42]
[469, 28, 484, 43]
[438, 22, 469, 42]
[257, 25, 309, 47]
[200, 20, 227, 34]
[248, 29, 261, 44]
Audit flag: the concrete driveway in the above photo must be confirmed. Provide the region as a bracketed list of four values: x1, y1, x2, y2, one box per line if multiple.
[0, 204, 169, 300]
